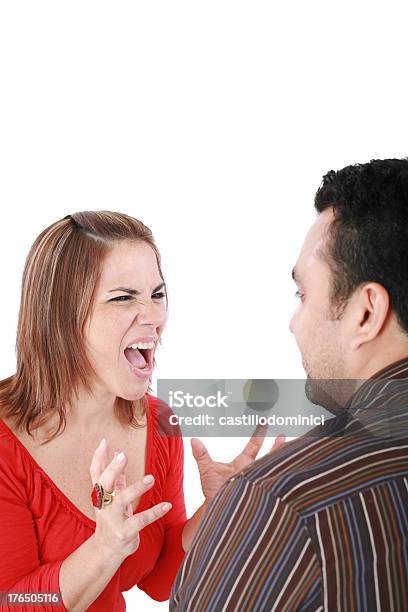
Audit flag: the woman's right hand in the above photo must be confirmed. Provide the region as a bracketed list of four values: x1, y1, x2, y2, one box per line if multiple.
[89, 438, 172, 562]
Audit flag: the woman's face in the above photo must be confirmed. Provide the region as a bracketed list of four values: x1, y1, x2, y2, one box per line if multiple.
[84, 239, 167, 401]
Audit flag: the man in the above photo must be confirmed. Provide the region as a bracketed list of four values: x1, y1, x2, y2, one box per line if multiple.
[170, 159, 408, 611]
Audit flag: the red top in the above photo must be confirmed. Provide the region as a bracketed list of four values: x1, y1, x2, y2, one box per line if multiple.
[0, 394, 187, 611]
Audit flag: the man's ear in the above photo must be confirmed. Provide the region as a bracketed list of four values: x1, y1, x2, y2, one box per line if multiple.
[349, 282, 390, 351]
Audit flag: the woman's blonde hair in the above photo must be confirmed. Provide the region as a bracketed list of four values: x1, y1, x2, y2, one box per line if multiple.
[0, 211, 165, 445]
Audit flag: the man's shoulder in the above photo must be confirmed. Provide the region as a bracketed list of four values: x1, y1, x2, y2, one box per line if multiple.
[234, 433, 330, 505]
[226, 422, 408, 516]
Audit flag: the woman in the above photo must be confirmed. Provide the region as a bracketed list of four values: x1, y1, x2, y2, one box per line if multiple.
[0, 212, 283, 611]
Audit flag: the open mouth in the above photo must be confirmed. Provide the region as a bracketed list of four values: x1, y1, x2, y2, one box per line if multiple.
[124, 345, 154, 372]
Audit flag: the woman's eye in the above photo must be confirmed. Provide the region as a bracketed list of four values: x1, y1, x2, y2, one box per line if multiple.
[110, 292, 167, 302]
[111, 295, 131, 302]
[294, 290, 304, 300]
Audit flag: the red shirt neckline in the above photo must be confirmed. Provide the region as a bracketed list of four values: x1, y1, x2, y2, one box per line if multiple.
[0, 398, 154, 530]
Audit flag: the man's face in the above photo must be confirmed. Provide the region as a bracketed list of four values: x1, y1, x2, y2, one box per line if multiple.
[289, 208, 354, 410]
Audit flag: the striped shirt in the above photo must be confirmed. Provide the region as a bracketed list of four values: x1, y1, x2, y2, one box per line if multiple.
[170, 358, 408, 611]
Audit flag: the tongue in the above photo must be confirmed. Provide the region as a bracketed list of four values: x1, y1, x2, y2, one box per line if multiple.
[124, 347, 147, 369]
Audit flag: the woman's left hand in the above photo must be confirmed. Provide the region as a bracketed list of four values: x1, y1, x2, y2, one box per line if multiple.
[191, 426, 286, 503]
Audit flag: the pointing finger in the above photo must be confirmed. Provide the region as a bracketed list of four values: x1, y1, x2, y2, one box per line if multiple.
[110, 475, 155, 520]
[124, 501, 172, 537]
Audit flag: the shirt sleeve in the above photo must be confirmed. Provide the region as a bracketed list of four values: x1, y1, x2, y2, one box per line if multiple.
[170, 475, 322, 611]
[137, 430, 188, 602]
[0, 450, 66, 611]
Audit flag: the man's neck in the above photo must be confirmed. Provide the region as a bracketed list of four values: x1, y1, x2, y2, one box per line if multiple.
[352, 347, 408, 384]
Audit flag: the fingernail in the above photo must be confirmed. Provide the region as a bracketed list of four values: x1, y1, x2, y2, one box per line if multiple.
[143, 474, 154, 485]
[162, 502, 172, 511]
[99, 438, 106, 449]
[116, 452, 125, 463]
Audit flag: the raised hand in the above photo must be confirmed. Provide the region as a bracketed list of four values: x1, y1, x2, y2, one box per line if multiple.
[89, 438, 172, 562]
[191, 426, 286, 502]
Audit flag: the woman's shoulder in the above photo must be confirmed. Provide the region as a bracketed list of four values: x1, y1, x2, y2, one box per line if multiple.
[146, 392, 181, 429]
[0, 414, 34, 449]
[0, 414, 19, 444]
[0, 416, 31, 490]
[146, 392, 170, 413]
[146, 393, 184, 456]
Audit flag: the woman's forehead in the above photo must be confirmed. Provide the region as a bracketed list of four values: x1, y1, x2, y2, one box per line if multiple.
[99, 241, 161, 287]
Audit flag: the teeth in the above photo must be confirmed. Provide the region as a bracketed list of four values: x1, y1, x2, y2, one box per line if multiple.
[127, 341, 154, 350]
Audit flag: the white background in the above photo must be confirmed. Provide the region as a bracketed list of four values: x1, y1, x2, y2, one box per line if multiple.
[0, 1, 407, 609]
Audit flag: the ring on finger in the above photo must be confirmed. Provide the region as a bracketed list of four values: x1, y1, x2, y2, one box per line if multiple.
[91, 482, 116, 510]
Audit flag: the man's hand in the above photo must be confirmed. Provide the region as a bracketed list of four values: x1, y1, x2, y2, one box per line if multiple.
[191, 426, 286, 502]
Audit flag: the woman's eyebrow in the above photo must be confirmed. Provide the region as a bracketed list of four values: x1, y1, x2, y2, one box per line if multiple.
[108, 282, 166, 295]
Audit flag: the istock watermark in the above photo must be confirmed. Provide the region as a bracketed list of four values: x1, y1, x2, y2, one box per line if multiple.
[156, 379, 332, 437]
[168, 390, 232, 409]
[155, 378, 408, 438]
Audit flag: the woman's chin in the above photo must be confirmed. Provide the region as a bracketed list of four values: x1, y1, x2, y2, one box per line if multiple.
[118, 378, 151, 401]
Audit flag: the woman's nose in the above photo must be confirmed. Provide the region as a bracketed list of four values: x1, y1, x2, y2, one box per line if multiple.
[135, 299, 166, 326]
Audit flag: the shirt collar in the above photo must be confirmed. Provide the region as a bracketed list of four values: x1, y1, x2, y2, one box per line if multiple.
[342, 356, 408, 438]
[347, 356, 408, 411]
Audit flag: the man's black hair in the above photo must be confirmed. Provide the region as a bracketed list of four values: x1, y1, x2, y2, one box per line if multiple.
[314, 157, 408, 333]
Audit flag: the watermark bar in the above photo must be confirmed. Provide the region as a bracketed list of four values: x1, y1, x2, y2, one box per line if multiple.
[0, 592, 63, 606]
[156, 378, 408, 437]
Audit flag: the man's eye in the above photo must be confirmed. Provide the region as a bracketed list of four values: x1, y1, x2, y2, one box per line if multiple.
[294, 290, 304, 300]
[153, 291, 167, 300]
